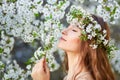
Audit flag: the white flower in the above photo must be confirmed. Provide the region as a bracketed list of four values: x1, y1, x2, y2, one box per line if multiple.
[34, 47, 45, 59]
[61, 1, 70, 10]
[0, 40, 6, 45]
[71, 18, 79, 25]
[23, 35, 34, 42]
[47, 0, 57, 4]
[98, 0, 103, 3]
[75, 0, 85, 3]
[9, 69, 14, 73]
[4, 73, 9, 79]
[94, 24, 101, 31]
[107, 3, 114, 10]
[90, 44, 98, 49]
[111, 50, 120, 74]
[103, 39, 108, 45]
[49, 60, 60, 71]
[32, 9, 39, 14]
[99, 34, 105, 40]
[114, 12, 119, 19]
[0, 61, 3, 65]
[103, 29, 107, 34]
[32, 20, 40, 26]
[88, 35, 92, 40]
[91, 31, 97, 37]
[93, 44, 98, 49]
[110, 21, 116, 24]
[66, 15, 73, 23]
[4, 47, 11, 54]
[45, 35, 51, 45]
[86, 24, 93, 33]
[26, 65, 31, 70]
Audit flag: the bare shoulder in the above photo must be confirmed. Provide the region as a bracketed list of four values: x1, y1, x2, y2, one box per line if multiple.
[63, 72, 94, 80]
[76, 72, 94, 80]
[76, 76, 94, 80]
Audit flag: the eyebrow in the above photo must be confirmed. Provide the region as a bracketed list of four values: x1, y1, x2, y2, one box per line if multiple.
[74, 25, 82, 30]
[76, 25, 80, 28]
[70, 24, 78, 28]
[69, 24, 81, 30]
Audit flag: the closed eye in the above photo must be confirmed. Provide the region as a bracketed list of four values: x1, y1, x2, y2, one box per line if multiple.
[72, 29, 77, 32]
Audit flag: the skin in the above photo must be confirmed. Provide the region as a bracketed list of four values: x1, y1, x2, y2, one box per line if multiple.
[31, 25, 87, 80]
[31, 58, 50, 80]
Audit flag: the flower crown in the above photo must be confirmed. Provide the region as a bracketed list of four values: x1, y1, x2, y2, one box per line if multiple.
[66, 5, 117, 59]
[67, 5, 108, 49]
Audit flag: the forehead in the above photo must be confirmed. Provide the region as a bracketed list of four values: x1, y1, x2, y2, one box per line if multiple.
[68, 24, 80, 29]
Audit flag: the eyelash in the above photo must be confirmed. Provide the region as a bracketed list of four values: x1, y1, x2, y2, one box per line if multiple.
[72, 29, 77, 32]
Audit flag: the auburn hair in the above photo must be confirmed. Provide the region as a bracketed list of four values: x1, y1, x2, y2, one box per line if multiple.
[63, 15, 115, 80]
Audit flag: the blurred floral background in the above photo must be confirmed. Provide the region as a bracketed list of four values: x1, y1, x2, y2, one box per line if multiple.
[0, 0, 120, 80]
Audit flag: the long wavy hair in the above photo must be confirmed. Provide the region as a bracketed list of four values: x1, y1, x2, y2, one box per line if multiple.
[63, 15, 115, 80]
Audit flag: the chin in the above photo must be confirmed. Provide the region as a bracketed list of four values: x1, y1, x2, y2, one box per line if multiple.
[57, 42, 63, 49]
[57, 42, 66, 50]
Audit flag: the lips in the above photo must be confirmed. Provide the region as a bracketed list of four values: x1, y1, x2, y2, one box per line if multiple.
[60, 37, 66, 41]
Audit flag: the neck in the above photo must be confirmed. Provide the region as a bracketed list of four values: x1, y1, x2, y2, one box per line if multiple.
[66, 52, 80, 74]
[66, 51, 87, 74]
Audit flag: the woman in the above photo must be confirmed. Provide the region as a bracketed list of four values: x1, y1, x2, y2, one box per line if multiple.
[31, 13, 115, 80]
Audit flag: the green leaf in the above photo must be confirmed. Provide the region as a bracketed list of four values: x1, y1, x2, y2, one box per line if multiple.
[110, 6, 117, 16]
[45, 14, 53, 20]
[57, 1, 65, 9]
[110, 16, 114, 22]
[46, 58, 49, 63]
[50, 14, 52, 19]
[44, 43, 52, 50]
[25, 59, 34, 65]
[0, 62, 5, 68]
[82, 17, 91, 24]
[80, 35, 87, 41]
[30, 5, 36, 9]
[34, 13, 40, 18]
[71, 10, 83, 19]
[7, 0, 17, 3]
[51, 63, 55, 69]
[50, 36, 54, 42]
[104, 6, 111, 12]
[6, 39, 11, 44]
[106, 44, 118, 56]
[0, 48, 4, 54]
[32, 31, 39, 37]
[80, 30, 88, 41]
[103, 0, 107, 3]
[37, 1, 41, 4]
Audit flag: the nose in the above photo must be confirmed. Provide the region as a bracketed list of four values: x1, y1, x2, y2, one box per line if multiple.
[62, 28, 67, 35]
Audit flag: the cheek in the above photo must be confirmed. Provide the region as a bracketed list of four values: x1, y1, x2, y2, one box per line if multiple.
[67, 33, 81, 47]
[58, 38, 81, 52]
[68, 38, 81, 50]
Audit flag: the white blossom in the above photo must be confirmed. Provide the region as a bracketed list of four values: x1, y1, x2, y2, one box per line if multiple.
[47, 0, 57, 4]
[103, 29, 107, 34]
[91, 31, 97, 37]
[94, 24, 101, 31]
[86, 24, 93, 33]
[88, 35, 92, 40]
[0, 0, 120, 79]
[98, 0, 103, 3]
[103, 39, 108, 45]
[90, 44, 98, 49]
[75, 0, 85, 3]
[26, 65, 31, 70]
[111, 50, 120, 73]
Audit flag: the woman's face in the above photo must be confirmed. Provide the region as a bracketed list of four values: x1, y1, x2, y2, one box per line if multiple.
[57, 25, 82, 53]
